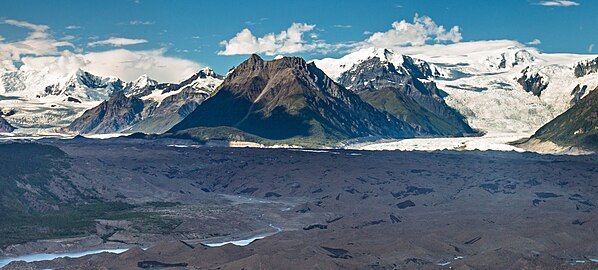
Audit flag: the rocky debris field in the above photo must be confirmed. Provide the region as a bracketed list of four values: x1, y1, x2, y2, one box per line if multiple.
[2, 139, 598, 269]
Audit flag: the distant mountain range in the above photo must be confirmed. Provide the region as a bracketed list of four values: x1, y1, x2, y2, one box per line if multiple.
[66, 68, 223, 134]
[320, 48, 474, 136]
[0, 40, 597, 150]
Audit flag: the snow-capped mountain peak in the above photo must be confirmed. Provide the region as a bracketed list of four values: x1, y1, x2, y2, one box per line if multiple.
[129, 74, 158, 90]
[197, 67, 220, 79]
[482, 47, 537, 71]
[312, 47, 445, 81]
[177, 67, 224, 93]
[41, 68, 124, 101]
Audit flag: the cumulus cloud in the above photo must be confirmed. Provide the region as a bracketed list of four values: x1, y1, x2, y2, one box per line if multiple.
[218, 15, 461, 56]
[218, 23, 337, 55]
[527, 39, 542, 45]
[362, 14, 462, 48]
[535, 0, 580, 6]
[65, 25, 81, 29]
[0, 19, 202, 82]
[333, 24, 352, 28]
[88, 37, 148, 47]
[0, 19, 73, 68]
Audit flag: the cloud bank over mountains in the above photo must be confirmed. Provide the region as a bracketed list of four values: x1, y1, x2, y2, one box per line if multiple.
[218, 15, 463, 56]
[0, 19, 202, 82]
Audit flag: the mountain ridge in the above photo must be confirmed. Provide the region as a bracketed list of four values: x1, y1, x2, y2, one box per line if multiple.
[168, 54, 417, 144]
[66, 69, 223, 134]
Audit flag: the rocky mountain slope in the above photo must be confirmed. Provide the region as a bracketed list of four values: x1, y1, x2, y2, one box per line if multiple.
[0, 115, 14, 133]
[529, 85, 598, 151]
[0, 67, 222, 135]
[66, 68, 223, 134]
[318, 48, 474, 136]
[66, 92, 145, 134]
[168, 55, 417, 144]
[314, 41, 598, 138]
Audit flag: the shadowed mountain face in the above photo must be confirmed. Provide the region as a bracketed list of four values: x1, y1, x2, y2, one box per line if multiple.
[169, 55, 416, 141]
[336, 55, 474, 136]
[67, 92, 144, 134]
[533, 87, 598, 150]
[66, 69, 222, 134]
[0, 116, 14, 132]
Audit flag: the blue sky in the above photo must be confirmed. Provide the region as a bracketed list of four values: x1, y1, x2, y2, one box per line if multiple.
[0, 0, 596, 80]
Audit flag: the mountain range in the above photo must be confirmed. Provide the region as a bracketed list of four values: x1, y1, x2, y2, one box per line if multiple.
[0, 67, 222, 134]
[168, 55, 420, 144]
[0, 40, 597, 150]
[66, 68, 223, 134]
[326, 48, 474, 136]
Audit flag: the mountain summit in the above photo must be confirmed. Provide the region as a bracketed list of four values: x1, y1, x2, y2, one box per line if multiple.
[66, 69, 223, 134]
[0, 116, 14, 133]
[169, 55, 417, 143]
[322, 48, 474, 136]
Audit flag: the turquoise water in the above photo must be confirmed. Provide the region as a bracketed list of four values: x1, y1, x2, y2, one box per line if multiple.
[0, 249, 128, 268]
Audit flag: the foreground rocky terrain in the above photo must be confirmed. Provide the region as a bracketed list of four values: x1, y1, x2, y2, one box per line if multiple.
[1, 139, 597, 269]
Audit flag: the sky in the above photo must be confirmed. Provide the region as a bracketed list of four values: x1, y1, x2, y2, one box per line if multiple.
[0, 0, 596, 82]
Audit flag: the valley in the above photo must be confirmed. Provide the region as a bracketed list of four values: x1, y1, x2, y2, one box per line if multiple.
[1, 140, 597, 269]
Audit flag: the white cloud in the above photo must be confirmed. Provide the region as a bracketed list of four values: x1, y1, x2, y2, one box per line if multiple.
[589, 44, 595, 53]
[363, 14, 462, 48]
[129, 20, 154, 25]
[0, 19, 202, 82]
[527, 39, 542, 45]
[219, 15, 461, 56]
[218, 23, 336, 56]
[333, 24, 352, 28]
[1, 19, 49, 32]
[0, 19, 73, 66]
[65, 25, 81, 30]
[536, 1, 580, 6]
[88, 37, 148, 47]
[61, 35, 76, 41]
[21, 49, 203, 82]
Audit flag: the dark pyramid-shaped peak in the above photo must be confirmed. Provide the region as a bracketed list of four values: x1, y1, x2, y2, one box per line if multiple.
[229, 54, 311, 80]
[240, 54, 265, 69]
[249, 53, 263, 62]
[169, 55, 417, 142]
[0, 116, 15, 133]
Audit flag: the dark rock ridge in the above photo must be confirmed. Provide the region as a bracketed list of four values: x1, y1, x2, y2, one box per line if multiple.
[336, 54, 474, 136]
[517, 66, 548, 97]
[66, 69, 222, 134]
[532, 86, 598, 150]
[574, 57, 598, 78]
[493, 50, 535, 69]
[66, 92, 144, 134]
[169, 55, 417, 142]
[0, 116, 15, 132]
[570, 84, 589, 106]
